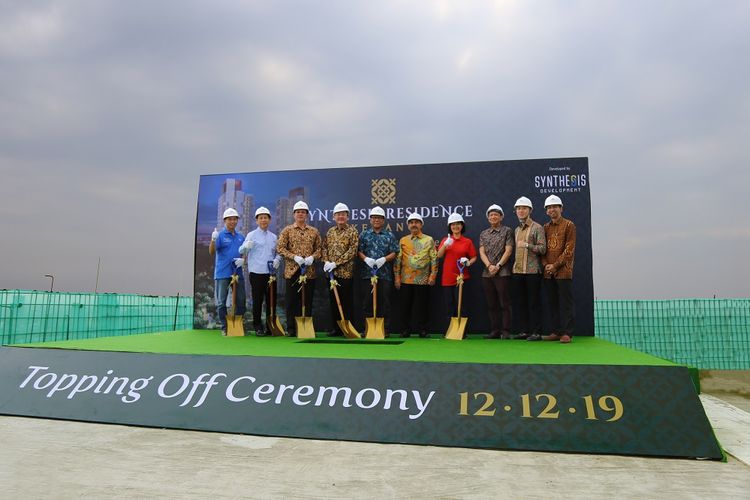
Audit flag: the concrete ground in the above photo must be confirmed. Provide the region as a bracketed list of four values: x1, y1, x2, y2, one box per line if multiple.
[2, 372, 749, 499]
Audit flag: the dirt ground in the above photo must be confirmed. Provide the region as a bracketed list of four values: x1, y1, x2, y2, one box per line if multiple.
[700, 370, 750, 412]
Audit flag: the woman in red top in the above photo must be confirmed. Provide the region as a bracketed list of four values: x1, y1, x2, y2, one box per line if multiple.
[437, 213, 478, 333]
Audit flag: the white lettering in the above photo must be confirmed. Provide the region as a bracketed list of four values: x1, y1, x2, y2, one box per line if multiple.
[19, 366, 49, 388]
[226, 376, 256, 402]
[314, 386, 353, 408]
[274, 384, 295, 404]
[94, 369, 115, 393]
[253, 383, 275, 403]
[67, 375, 99, 399]
[410, 390, 436, 419]
[34, 373, 57, 390]
[292, 385, 314, 405]
[355, 388, 381, 409]
[46, 373, 78, 398]
[122, 377, 154, 403]
[383, 389, 408, 411]
[158, 373, 191, 399]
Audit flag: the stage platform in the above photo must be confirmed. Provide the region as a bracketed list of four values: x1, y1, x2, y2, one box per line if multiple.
[0, 331, 723, 460]
[13, 329, 678, 365]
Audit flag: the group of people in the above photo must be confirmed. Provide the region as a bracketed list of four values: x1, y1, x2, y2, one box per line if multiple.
[210, 194, 576, 343]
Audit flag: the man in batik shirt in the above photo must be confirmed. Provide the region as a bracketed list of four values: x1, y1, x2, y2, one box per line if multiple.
[276, 200, 322, 337]
[394, 213, 438, 338]
[541, 195, 576, 344]
[322, 202, 359, 337]
[357, 206, 399, 336]
[479, 204, 514, 339]
[511, 196, 546, 341]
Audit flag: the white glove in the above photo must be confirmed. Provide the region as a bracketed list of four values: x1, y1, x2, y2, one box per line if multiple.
[294, 255, 304, 265]
[324, 261, 337, 272]
[304, 256, 314, 266]
[233, 258, 244, 268]
[238, 242, 251, 255]
[273, 255, 281, 269]
[375, 257, 386, 269]
[444, 235, 454, 248]
[211, 229, 219, 241]
[364, 257, 376, 268]
[459, 257, 469, 266]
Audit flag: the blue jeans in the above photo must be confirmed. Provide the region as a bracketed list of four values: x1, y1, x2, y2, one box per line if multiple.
[215, 277, 246, 329]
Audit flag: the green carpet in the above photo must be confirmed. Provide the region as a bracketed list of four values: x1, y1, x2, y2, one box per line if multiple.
[15, 330, 676, 366]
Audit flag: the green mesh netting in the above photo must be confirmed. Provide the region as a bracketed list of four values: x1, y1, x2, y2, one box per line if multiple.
[595, 299, 750, 369]
[2, 291, 748, 369]
[0, 290, 193, 344]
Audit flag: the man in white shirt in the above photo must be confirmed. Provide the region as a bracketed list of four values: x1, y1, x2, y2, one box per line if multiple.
[240, 207, 281, 336]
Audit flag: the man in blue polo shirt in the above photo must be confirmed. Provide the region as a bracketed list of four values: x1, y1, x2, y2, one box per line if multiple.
[209, 208, 246, 335]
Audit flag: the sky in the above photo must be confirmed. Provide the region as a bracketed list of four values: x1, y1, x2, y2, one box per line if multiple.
[1, 0, 748, 299]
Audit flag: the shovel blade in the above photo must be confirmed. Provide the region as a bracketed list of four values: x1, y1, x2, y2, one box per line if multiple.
[365, 317, 385, 339]
[267, 316, 286, 337]
[445, 317, 468, 340]
[296, 316, 316, 338]
[338, 320, 361, 339]
[226, 315, 245, 337]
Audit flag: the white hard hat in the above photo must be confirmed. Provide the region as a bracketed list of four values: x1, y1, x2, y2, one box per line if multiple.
[223, 208, 240, 219]
[369, 206, 385, 217]
[486, 204, 504, 217]
[544, 195, 563, 208]
[447, 213, 464, 224]
[407, 212, 423, 223]
[514, 196, 533, 209]
[333, 202, 349, 214]
[293, 200, 309, 212]
[255, 206, 271, 218]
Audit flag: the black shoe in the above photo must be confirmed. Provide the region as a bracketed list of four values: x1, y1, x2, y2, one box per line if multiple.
[418, 331, 429, 338]
[511, 332, 529, 340]
[327, 331, 343, 337]
[484, 332, 502, 339]
[500, 332, 512, 340]
[255, 329, 268, 337]
[384, 332, 391, 338]
[287, 331, 297, 337]
[400, 332, 410, 338]
[527, 333, 542, 341]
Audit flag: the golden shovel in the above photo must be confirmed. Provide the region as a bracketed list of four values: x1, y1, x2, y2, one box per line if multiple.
[445, 261, 468, 340]
[266, 261, 285, 336]
[295, 264, 316, 338]
[226, 272, 245, 337]
[365, 269, 385, 339]
[329, 271, 361, 339]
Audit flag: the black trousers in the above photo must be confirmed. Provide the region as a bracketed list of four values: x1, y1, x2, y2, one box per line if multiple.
[482, 275, 511, 335]
[286, 272, 314, 335]
[361, 278, 392, 333]
[328, 277, 353, 335]
[512, 273, 542, 335]
[544, 278, 574, 336]
[400, 283, 430, 333]
[249, 272, 275, 328]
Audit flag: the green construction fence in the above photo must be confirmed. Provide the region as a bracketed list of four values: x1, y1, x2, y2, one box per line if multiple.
[595, 299, 750, 370]
[1, 291, 748, 369]
[0, 290, 193, 345]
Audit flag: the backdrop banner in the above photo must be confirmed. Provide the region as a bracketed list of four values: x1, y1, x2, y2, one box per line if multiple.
[0, 347, 722, 459]
[194, 158, 593, 335]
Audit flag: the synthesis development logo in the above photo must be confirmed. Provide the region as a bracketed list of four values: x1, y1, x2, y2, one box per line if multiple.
[371, 178, 396, 205]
